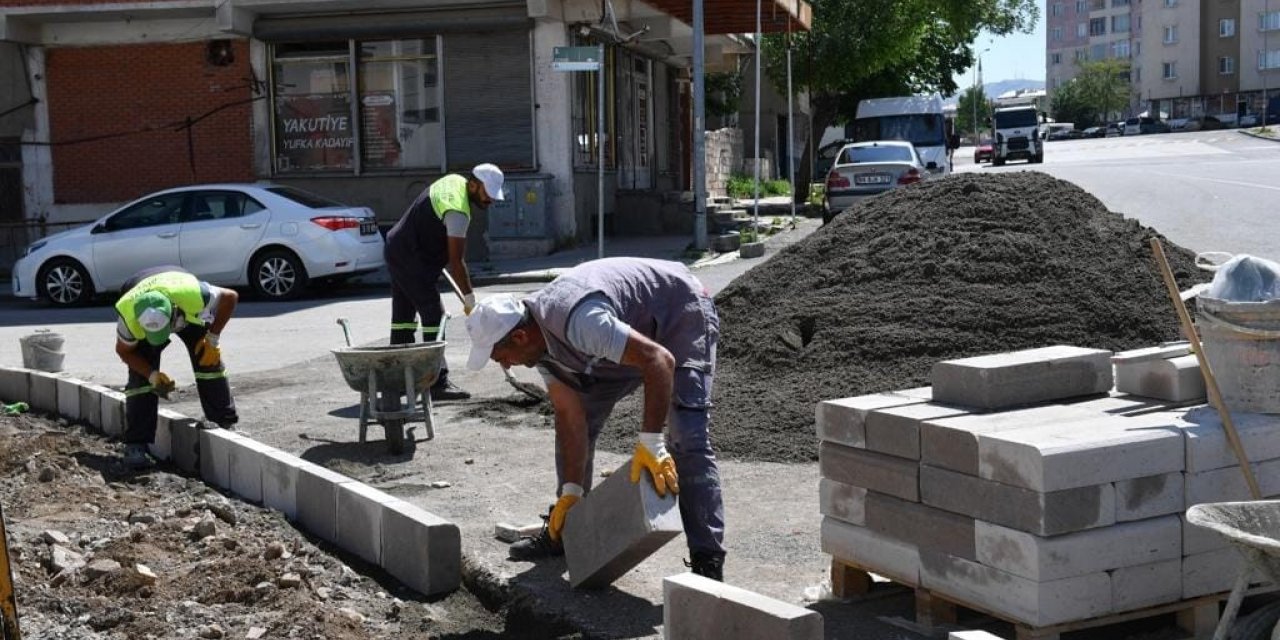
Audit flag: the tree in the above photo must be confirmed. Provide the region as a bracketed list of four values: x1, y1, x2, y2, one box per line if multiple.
[1072, 58, 1131, 124]
[1050, 78, 1098, 126]
[760, 0, 1038, 201]
[956, 85, 992, 137]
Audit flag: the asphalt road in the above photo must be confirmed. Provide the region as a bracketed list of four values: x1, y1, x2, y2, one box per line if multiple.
[955, 128, 1280, 258]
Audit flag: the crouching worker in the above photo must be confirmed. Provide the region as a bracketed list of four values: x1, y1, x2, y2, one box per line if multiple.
[464, 257, 727, 581]
[114, 267, 239, 468]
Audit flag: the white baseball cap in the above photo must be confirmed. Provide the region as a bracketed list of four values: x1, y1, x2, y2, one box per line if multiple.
[472, 163, 506, 201]
[465, 294, 526, 370]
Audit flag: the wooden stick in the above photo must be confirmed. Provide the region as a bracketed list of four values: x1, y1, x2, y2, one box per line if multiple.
[0, 501, 22, 640]
[1150, 238, 1262, 499]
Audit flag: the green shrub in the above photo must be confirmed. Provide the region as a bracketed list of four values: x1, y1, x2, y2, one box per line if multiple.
[725, 174, 793, 199]
[808, 183, 825, 207]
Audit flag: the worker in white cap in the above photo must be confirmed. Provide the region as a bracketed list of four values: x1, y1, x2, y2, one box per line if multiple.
[465, 258, 727, 581]
[384, 163, 505, 400]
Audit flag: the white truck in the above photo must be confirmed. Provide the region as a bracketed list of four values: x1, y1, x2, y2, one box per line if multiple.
[849, 94, 953, 175]
[991, 105, 1044, 166]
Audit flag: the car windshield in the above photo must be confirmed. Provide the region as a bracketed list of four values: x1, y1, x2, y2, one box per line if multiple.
[850, 114, 945, 147]
[266, 185, 345, 209]
[994, 109, 1038, 129]
[841, 145, 914, 164]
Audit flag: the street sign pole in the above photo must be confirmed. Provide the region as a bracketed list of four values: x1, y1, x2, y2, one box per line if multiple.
[597, 43, 605, 260]
[552, 46, 607, 259]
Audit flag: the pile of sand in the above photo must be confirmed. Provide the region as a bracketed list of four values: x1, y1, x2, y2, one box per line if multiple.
[604, 172, 1209, 463]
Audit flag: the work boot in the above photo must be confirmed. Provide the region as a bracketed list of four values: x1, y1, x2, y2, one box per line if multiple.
[508, 509, 564, 561]
[685, 551, 725, 582]
[122, 444, 154, 469]
[430, 379, 471, 401]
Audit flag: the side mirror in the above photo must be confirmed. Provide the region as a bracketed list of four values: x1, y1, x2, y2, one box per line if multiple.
[926, 161, 938, 170]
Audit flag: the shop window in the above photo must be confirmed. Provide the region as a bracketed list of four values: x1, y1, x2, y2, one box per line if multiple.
[358, 39, 444, 170]
[272, 42, 354, 173]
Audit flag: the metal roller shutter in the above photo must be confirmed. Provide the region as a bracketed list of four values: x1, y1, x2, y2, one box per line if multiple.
[254, 7, 529, 41]
[443, 31, 534, 171]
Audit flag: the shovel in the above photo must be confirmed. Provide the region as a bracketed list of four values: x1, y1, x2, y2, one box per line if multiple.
[440, 270, 547, 402]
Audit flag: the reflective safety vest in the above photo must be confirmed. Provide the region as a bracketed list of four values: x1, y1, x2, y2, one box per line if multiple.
[428, 174, 472, 221]
[115, 271, 207, 341]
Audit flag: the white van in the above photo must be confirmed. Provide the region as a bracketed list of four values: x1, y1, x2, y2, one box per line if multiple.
[849, 94, 952, 175]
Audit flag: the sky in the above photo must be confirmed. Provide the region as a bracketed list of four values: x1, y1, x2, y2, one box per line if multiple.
[952, 18, 1048, 88]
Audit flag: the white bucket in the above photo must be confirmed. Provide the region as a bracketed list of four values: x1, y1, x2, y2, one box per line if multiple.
[19, 330, 65, 373]
[1198, 296, 1280, 413]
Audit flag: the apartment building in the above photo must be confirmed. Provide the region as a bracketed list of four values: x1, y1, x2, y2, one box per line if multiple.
[1047, 0, 1143, 115]
[1049, 0, 1280, 122]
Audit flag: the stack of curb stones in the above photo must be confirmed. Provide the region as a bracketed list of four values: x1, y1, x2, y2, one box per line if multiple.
[818, 344, 1277, 630]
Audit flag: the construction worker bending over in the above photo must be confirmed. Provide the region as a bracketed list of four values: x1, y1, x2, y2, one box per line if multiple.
[384, 163, 505, 401]
[115, 267, 239, 468]
[465, 257, 727, 581]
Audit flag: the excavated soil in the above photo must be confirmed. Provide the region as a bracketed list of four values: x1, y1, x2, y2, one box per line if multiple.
[0, 412, 579, 639]
[602, 172, 1210, 463]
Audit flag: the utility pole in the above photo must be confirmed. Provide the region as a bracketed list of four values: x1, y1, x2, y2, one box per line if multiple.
[1265, 0, 1272, 130]
[692, 0, 707, 250]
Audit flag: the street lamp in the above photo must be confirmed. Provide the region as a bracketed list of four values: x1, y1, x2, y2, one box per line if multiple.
[973, 46, 991, 140]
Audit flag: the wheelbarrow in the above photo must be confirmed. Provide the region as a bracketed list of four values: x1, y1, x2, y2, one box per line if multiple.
[331, 342, 445, 454]
[1186, 501, 1280, 639]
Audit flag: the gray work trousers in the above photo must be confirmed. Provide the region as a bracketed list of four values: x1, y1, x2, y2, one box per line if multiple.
[554, 368, 726, 556]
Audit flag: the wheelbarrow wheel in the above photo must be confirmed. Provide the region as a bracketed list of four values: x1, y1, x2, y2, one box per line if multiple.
[384, 419, 407, 455]
[1230, 598, 1280, 640]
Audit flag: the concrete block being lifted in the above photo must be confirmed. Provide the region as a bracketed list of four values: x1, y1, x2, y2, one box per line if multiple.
[663, 572, 823, 640]
[381, 499, 461, 596]
[864, 402, 969, 459]
[562, 461, 683, 589]
[931, 345, 1113, 410]
[815, 393, 927, 448]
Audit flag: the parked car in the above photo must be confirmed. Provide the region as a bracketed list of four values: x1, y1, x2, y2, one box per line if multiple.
[1239, 114, 1260, 127]
[1108, 122, 1125, 137]
[1081, 126, 1107, 138]
[1123, 116, 1171, 136]
[823, 140, 934, 224]
[973, 139, 994, 163]
[12, 184, 385, 306]
[1183, 115, 1227, 132]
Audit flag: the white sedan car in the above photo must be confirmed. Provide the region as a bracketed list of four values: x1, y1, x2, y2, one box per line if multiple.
[823, 140, 935, 224]
[12, 184, 385, 306]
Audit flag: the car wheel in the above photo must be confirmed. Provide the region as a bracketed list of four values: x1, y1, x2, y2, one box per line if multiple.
[993, 157, 1006, 167]
[249, 249, 308, 301]
[1032, 153, 1044, 164]
[38, 258, 94, 307]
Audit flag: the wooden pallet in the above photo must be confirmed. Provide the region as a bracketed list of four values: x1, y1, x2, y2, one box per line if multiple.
[831, 556, 1238, 640]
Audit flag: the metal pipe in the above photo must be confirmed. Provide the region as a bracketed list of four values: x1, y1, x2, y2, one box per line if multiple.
[787, 36, 795, 226]
[692, 0, 707, 249]
[753, 0, 762, 230]
[598, 42, 605, 259]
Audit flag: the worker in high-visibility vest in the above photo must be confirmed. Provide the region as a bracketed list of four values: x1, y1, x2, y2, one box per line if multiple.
[115, 266, 239, 468]
[383, 164, 505, 401]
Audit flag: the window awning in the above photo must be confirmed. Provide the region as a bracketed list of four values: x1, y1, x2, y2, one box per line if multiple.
[642, 0, 811, 34]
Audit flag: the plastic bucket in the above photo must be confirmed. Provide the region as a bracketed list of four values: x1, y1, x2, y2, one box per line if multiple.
[19, 331, 65, 373]
[1198, 296, 1280, 413]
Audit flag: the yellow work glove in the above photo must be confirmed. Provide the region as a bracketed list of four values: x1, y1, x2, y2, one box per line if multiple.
[194, 333, 221, 367]
[463, 292, 476, 316]
[547, 483, 584, 541]
[148, 371, 175, 399]
[630, 432, 679, 497]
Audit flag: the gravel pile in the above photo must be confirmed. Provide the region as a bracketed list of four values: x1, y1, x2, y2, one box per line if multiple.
[603, 172, 1209, 463]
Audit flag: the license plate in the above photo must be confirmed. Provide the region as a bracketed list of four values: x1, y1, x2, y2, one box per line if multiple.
[359, 221, 378, 235]
[854, 174, 891, 185]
